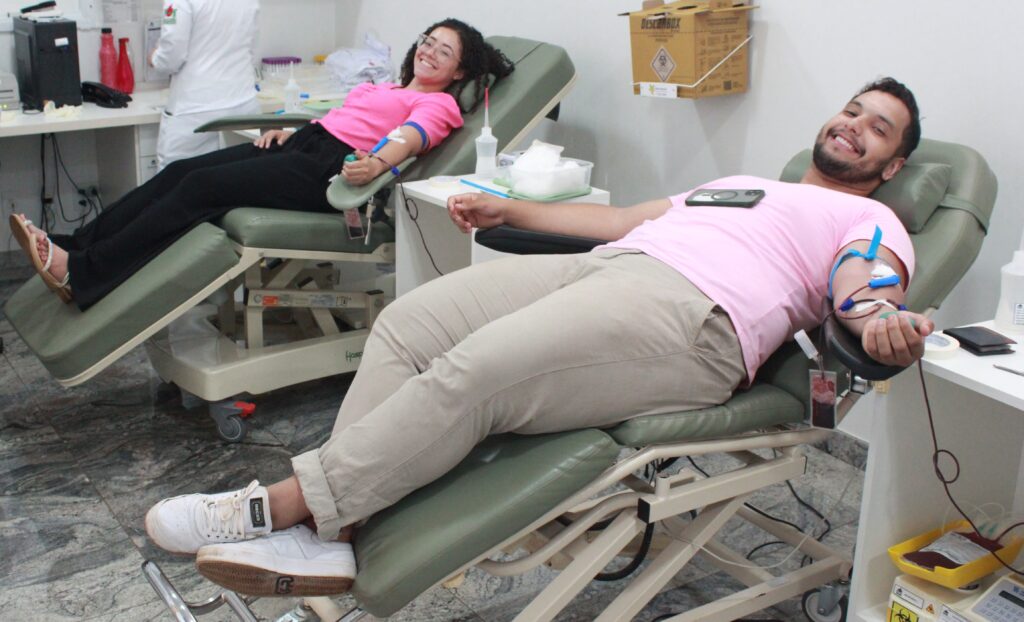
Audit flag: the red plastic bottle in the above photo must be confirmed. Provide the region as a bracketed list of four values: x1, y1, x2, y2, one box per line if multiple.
[116, 37, 135, 94]
[99, 28, 117, 88]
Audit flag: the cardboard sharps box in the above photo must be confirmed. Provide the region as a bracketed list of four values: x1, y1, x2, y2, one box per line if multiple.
[624, 0, 757, 99]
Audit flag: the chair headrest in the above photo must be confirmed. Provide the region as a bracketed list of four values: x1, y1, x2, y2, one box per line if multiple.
[779, 150, 954, 233]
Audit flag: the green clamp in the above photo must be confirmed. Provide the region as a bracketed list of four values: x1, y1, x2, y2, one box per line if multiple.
[878, 311, 916, 328]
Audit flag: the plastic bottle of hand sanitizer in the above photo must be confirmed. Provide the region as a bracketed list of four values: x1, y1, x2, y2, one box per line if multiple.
[475, 126, 498, 178]
[283, 63, 301, 113]
[474, 87, 498, 178]
[995, 250, 1024, 332]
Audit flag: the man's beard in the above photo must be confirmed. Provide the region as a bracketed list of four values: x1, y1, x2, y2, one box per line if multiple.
[812, 135, 888, 184]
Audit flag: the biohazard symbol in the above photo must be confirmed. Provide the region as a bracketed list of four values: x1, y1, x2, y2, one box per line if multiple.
[651, 47, 676, 82]
[889, 603, 918, 622]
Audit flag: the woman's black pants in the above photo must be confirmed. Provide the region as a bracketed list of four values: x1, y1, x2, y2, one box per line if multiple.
[56, 124, 354, 309]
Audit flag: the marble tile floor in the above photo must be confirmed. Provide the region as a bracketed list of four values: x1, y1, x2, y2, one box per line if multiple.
[0, 252, 868, 622]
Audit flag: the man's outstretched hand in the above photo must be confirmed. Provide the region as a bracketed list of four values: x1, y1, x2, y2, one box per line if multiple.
[447, 193, 509, 234]
[861, 311, 934, 367]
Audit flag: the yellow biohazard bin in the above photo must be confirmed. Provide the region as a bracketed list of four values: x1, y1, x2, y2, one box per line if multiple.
[888, 520, 1024, 589]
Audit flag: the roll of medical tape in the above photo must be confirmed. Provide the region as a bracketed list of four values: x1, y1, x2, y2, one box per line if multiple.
[924, 332, 960, 359]
[429, 175, 460, 188]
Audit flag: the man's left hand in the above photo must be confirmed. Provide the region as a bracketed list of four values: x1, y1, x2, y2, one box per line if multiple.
[861, 311, 934, 367]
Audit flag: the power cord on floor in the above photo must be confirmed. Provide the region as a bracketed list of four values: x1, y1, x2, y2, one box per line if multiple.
[578, 454, 842, 585]
[686, 456, 812, 539]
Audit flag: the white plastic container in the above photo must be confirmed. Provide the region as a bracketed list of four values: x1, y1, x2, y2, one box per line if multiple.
[502, 157, 594, 200]
[995, 250, 1024, 333]
[474, 127, 498, 177]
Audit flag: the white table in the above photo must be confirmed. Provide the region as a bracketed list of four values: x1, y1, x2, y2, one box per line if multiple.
[0, 89, 169, 201]
[849, 321, 1024, 621]
[0, 90, 288, 204]
[396, 175, 610, 296]
[0, 88, 167, 138]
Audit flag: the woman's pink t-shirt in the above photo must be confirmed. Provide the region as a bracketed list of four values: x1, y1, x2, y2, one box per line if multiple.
[604, 175, 915, 383]
[314, 82, 463, 152]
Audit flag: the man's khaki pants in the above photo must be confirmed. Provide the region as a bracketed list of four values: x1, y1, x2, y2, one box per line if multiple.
[292, 249, 746, 539]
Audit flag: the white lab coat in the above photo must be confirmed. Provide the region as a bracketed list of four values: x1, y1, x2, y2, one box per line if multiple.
[152, 0, 261, 170]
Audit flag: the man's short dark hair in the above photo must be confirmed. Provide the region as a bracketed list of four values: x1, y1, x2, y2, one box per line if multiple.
[856, 77, 921, 159]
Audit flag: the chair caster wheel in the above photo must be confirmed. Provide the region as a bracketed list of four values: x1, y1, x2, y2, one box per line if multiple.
[216, 414, 247, 443]
[802, 588, 847, 622]
[209, 400, 255, 443]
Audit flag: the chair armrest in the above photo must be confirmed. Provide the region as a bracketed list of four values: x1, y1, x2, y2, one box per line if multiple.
[194, 113, 319, 133]
[823, 314, 904, 381]
[474, 225, 607, 255]
[326, 157, 417, 211]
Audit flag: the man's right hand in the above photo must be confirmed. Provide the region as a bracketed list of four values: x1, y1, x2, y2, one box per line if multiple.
[447, 193, 510, 234]
[254, 130, 292, 149]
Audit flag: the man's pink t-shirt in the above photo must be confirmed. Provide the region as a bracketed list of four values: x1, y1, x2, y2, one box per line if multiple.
[604, 175, 915, 383]
[314, 82, 463, 152]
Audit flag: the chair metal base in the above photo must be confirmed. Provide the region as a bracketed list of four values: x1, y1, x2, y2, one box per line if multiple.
[143, 560, 366, 622]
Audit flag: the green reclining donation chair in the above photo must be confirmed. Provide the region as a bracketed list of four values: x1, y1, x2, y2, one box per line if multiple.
[3, 36, 576, 442]
[142, 138, 996, 622]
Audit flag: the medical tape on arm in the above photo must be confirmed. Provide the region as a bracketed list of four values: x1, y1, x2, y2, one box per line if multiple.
[828, 225, 906, 303]
[828, 225, 884, 299]
[367, 125, 422, 176]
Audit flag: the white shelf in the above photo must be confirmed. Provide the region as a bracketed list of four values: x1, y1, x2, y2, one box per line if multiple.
[923, 321, 1024, 411]
[854, 603, 888, 622]
[396, 175, 610, 297]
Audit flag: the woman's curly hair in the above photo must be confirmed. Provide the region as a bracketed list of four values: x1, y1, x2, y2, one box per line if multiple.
[399, 18, 515, 113]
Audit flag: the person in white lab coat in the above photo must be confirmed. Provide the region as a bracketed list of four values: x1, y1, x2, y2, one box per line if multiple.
[150, 0, 261, 170]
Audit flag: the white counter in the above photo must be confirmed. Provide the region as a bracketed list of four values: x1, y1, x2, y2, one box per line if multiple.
[0, 88, 168, 138]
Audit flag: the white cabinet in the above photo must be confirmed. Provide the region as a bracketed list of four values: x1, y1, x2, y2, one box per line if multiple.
[849, 322, 1024, 621]
[137, 123, 160, 184]
[397, 177, 611, 296]
[95, 122, 161, 200]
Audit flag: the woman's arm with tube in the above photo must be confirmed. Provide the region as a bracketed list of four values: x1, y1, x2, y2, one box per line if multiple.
[341, 125, 423, 186]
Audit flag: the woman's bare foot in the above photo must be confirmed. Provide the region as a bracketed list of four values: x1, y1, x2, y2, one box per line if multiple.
[9, 214, 72, 303]
[18, 215, 68, 282]
[32, 228, 68, 282]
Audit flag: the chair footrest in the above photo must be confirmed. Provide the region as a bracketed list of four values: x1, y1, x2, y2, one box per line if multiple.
[352, 429, 619, 617]
[4, 223, 239, 382]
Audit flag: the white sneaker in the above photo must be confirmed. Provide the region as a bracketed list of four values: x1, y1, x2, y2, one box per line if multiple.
[145, 480, 273, 554]
[196, 525, 356, 596]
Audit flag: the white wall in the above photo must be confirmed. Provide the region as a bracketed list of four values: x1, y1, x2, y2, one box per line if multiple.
[0, 0, 338, 247]
[1, 0, 338, 79]
[339, 0, 1021, 329]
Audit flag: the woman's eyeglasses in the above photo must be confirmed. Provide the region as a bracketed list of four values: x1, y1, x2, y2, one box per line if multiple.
[416, 34, 457, 64]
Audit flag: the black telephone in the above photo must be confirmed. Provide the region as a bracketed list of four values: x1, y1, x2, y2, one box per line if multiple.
[81, 81, 132, 109]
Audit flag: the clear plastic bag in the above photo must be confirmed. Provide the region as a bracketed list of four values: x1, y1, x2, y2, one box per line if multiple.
[325, 31, 395, 95]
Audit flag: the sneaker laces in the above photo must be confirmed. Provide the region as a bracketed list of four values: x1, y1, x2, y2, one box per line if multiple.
[199, 480, 260, 539]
